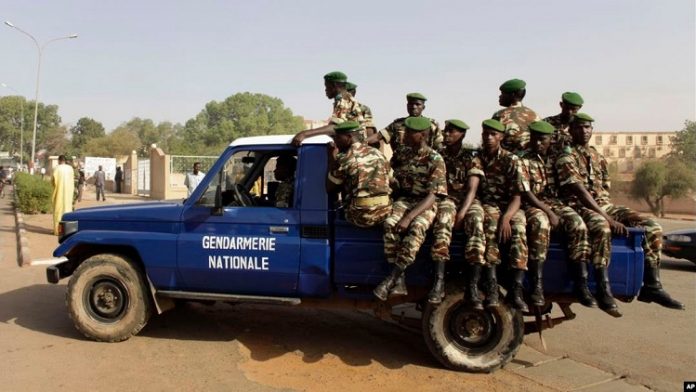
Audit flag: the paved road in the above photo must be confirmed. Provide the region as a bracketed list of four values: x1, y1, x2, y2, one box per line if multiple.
[2, 189, 694, 391]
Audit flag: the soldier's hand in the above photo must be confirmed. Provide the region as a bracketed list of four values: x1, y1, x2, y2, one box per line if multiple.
[548, 212, 560, 230]
[609, 219, 628, 236]
[498, 220, 512, 243]
[327, 142, 338, 160]
[454, 211, 467, 230]
[395, 216, 412, 234]
[291, 132, 307, 147]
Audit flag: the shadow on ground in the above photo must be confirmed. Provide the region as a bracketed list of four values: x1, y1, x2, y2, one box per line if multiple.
[0, 284, 79, 339]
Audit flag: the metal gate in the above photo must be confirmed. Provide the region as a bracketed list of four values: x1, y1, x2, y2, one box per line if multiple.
[137, 159, 150, 196]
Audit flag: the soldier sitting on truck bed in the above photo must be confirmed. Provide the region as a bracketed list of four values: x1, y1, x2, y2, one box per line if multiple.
[326, 121, 392, 228]
[557, 113, 685, 311]
[374, 117, 447, 301]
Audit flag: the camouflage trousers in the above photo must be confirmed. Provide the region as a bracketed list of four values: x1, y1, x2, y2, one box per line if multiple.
[575, 207, 612, 267]
[383, 198, 438, 270]
[431, 198, 457, 263]
[525, 208, 550, 264]
[602, 203, 662, 268]
[460, 201, 485, 265]
[482, 204, 527, 270]
[526, 205, 593, 265]
[346, 203, 392, 228]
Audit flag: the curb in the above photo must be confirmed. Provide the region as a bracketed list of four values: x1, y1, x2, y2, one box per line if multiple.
[12, 188, 32, 267]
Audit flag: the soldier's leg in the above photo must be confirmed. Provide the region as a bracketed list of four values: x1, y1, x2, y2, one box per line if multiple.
[429, 198, 456, 303]
[604, 204, 684, 309]
[526, 207, 549, 306]
[464, 201, 486, 309]
[578, 207, 621, 317]
[555, 206, 597, 307]
[375, 199, 409, 301]
[483, 204, 505, 308]
[507, 210, 529, 312]
[392, 204, 438, 296]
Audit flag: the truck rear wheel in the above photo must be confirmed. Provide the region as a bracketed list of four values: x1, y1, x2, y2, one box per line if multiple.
[422, 287, 523, 373]
[66, 253, 151, 342]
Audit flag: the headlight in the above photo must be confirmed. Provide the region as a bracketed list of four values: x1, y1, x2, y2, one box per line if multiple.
[58, 221, 78, 240]
[666, 234, 692, 243]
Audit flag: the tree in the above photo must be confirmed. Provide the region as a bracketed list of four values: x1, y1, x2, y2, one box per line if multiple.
[41, 125, 71, 158]
[630, 159, 696, 217]
[111, 118, 181, 156]
[83, 128, 142, 157]
[669, 120, 696, 164]
[70, 117, 105, 152]
[176, 92, 304, 155]
[0, 96, 60, 164]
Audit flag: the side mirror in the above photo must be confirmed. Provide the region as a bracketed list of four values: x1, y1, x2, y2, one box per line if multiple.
[212, 184, 223, 216]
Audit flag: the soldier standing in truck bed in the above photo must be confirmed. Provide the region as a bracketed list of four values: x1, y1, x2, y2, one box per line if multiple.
[492, 78, 540, 155]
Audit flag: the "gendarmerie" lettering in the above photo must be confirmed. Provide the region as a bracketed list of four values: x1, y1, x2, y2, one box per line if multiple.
[201, 235, 276, 251]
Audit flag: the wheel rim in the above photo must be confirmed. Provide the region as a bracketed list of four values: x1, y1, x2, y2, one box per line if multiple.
[84, 276, 129, 323]
[445, 302, 502, 353]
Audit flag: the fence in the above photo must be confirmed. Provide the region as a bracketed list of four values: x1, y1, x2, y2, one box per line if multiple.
[169, 155, 218, 188]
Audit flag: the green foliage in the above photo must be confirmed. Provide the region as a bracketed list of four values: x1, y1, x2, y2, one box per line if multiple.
[174, 92, 304, 155]
[630, 159, 696, 217]
[14, 172, 53, 214]
[83, 128, 142, 157]
[669, 120, 696, 164]
[70, 117, 105, 151]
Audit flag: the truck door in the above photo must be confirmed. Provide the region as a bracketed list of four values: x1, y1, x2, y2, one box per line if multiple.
[176, 148, 301, 296]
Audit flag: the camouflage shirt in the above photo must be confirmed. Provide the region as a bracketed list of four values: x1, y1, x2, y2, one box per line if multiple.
[328, 142, 391, 200]
[492, 102, 540, 155]
[556, 145, 611, 206]
[438, 144, 480, 203]
[472, 147, 525, 207]
[392, 145, 447, 199]
[378, 116, 443, 167]
[275, 178, 294, 208]
[519, 150, 561, 208]
[331, 92, 367, 141]
[360, 103, 375, 130]
[544, 113, 573, 158]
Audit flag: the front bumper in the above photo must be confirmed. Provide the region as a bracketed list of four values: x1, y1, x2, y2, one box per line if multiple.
[46, 259, 77, 284]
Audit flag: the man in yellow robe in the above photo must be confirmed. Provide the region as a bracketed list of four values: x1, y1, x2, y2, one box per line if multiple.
[52, 155, 75, 235]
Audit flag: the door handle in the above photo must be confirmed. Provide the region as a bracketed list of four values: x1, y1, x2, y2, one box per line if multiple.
[269, 226, 289, 234]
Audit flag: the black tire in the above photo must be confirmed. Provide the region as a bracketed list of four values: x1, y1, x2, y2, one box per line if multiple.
[66, 253, 151, 342]
[422, 286, 524, 373]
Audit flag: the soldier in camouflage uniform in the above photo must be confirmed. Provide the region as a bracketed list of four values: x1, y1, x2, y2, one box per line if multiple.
[326, 121, 392, 228]
[467, 119, 529, 311]
[274, 154, 296, 208]
[492, 79, 540, 155]
[428, 119, 480, 304]
[365, 92, 442, 168]
[374, 117, 447, 301]
[346, 82, 377, 142]
[543, 92, 584, 159]
[519, 120, 598, 309]
[557, 113, 684, 311]
[291, 71, 367, 146]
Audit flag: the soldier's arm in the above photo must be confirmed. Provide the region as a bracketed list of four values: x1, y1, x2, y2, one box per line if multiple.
[565, 183, 626, 235]
[394, 192, 437, 234]
[523, 191, 560, 228]
[454, 176, 480, 229]
[498, 194, 521, 243]
[325, 143, 342, 193]
[291, 124, 336, 147]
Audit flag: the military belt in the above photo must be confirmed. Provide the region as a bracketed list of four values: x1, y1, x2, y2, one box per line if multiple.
[353, 195, 391, 208]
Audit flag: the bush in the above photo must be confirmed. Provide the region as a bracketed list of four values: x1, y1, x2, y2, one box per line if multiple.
[14, 172, 53, 214]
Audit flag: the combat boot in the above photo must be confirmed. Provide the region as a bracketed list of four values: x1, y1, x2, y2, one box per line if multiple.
[637, 263, 685, 309]
[483, 265, 500, 308]
[594, 266, 622, 318]
[528, 260, 545, 307]
[573, 262, 598, 308]
[390, 271, 408, 297]
[506, 269, 529, 312]
[466, 264, 484, 310]
[427, 261, 446, 304]
[373, 266, 404, 301]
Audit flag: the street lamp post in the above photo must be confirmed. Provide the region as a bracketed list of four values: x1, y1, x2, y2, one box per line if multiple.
[1, 83, 25, 169]
[4, 21, 77, 173]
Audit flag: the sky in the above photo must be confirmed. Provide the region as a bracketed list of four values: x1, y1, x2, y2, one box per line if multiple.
[1, 0, 694, 145]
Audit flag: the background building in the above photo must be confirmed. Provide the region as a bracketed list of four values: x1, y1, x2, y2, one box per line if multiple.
[589, 131, 676, 180]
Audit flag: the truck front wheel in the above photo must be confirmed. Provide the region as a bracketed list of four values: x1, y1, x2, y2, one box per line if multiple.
[422, 287, 523, 373]
[66, 253, 151, 342]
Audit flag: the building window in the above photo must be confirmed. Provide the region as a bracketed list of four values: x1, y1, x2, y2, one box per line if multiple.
[648, 148, 656, 158]
[641, 136, 648, 145]
[656, 135, 663, 145]
[610, 135, 617, 145]
[626, 136, 633, 145]
[603, 148, 611, 157]
[619, 148, 626, 158]
[595, 136, 602, 145]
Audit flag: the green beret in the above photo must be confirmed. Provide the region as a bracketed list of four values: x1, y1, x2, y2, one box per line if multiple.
[324, 71, 348, 83]
[334, 121, 361, 134]
[528, 120, 555, 135]
[572, 113, 594, 123]
[562, 92, 584, 106]
[445, 119, 470, 131]
[406, 92, 427, 101]
[482, 119, 505, 133]
[499, 79, 526, 93]
[404, 116, 431, 132]
[345, 81, 357, 90]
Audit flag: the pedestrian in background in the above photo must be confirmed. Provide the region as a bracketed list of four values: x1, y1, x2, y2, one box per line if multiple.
[51, 155, 75, 235]
[95, 165, 106, 201]
[76, 167, 85, 202]
[185, 162, 205, 197]
[115, 166, 123, 193]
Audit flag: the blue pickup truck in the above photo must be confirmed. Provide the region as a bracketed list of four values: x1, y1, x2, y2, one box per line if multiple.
[47, 135, 646, 373]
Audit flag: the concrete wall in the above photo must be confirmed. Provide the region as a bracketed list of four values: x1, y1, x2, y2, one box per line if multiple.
[123, 151, 138, 195]
[149, 147, 167, 200]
